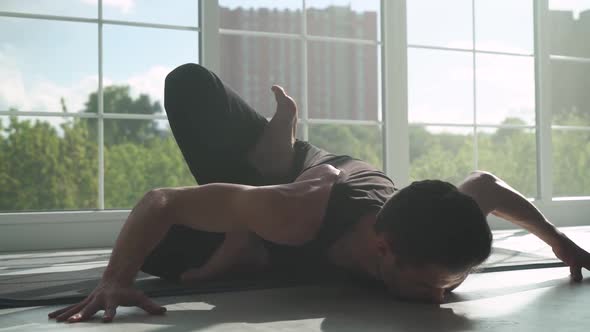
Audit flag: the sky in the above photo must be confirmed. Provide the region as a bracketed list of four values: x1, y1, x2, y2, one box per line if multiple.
[0, 0, 589, 134]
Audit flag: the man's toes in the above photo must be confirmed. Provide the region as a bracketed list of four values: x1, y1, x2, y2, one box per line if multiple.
[272, 85, 291, 103]
[271, 85, 285, 95]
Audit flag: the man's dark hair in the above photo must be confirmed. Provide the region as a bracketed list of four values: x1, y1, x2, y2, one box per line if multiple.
[374, 180, 492, 272]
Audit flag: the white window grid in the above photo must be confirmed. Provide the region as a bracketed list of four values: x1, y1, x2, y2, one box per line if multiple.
[1, 0, 589, 252]
[407, 3, 535, 192]
[0, 0, 201, 211]
[215, 2, 384, 141]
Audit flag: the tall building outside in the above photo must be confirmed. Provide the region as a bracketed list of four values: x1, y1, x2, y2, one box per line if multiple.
[218, 6, 379, 121]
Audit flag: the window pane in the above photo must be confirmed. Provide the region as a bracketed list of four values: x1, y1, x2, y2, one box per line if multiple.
[478, 128, 537, 198]
[309, 124, 383, 170]
[407, 0, 472, 49]
[306, 0, 380, 41]
[553, 129, 590, 197]
[551, 60, 590, 126]
[408, 49, 473, 124]
[549, 0, 590, 57]
[104, 119, 195, 209]
[0, 0, 97, 18]
[103, 0, 198, 26]
[476, 54, 535, 125]
[103, 25, 198, 115]
[410, 126, 474, 184]
[308, 42, 379, 121]
[0, 18, 97, 113]
[475, 0, 533, 53]
[0, 116, 98, 212]
[219, 35, 303, 119]
[219, 0, 301, 34]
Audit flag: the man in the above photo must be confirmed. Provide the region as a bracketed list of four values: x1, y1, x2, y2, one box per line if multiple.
[49, 64, 590, 323]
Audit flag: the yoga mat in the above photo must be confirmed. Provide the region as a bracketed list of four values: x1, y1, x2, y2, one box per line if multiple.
[0, 250, 350, 309]
[3, 227, 589, 309]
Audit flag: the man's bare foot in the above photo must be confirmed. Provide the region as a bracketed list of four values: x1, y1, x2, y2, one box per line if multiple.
[247, 85, 298, 181]
[270, 85, 298, 141]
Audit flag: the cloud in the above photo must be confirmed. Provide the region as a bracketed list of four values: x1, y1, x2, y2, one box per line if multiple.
[475, 54, 535, 125]
[124, 65, 170, 106]
[0, 67, 97, 114]
[409, 42, 535, 126]
[0, 48, 168, 116]
[0, 62, 169, 135]
[0, 49, 27, 111]
[80, 0, 136, 14]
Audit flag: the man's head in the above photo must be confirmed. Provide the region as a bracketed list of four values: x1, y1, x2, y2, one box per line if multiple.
[373, 180, 492, 303]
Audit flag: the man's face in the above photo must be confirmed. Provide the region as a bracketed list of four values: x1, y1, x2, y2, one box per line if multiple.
[378, 253, 469, 304]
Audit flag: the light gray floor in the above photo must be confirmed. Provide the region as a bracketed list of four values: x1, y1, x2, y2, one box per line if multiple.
[2, 227, 590, 331]
[1, 267, 589, 331]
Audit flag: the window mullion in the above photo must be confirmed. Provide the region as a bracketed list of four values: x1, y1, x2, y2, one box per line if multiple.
[301, 0, 309, 141]
[472, 0, 478, 171]
[98, 0, 104, 210]
[382, 0, 409, 187]
[534, 0, 553, 201]
[200, 0, 220, 72]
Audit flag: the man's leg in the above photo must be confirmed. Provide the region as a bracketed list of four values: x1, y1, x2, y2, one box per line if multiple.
[164, 63, 269, 185]
[141, 63, 271, 281]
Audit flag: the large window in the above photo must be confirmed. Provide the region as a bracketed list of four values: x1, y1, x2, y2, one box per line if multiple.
[0, 0, 198, 212]
[1, 0, 589, 251]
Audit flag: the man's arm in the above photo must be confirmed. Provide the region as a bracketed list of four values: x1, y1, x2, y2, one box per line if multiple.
[458, 171, 590, 281]
[107, 165, 339, 285]
[49, 165, 339, 323]
[458, 171, 562, 246]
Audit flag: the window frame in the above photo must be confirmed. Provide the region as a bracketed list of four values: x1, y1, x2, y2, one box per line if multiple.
[1, 0, 589, 253]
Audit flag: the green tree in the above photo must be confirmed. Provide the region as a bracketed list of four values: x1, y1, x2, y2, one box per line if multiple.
[83, 85, 162, 146]
[410, 126, 473, 185]
[0, 113, 98, 211]
[2, 84, 588, 211]
[309, 124, 383, 169]
[553, 130, 590, 196]
[0, 115, 63, 211]
[104, 131, 194, 208]
[57, 117, 98, 209]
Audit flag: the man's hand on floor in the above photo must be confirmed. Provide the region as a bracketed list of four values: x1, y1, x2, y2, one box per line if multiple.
[48, 279, 166, 323]
[552, 234, 590, 282]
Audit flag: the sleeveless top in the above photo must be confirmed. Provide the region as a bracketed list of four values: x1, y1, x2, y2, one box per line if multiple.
[262, 140, 397, 275]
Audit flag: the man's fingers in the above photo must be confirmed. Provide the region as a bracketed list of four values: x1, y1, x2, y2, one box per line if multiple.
[137, 296, 167, 315]
[52, 297, 91, 319]
[55, 301, 89, 322]
[102, 305, 117, 323]
[67, 300, 101, 323]
[570, 265, 583, 282]
[48, 303, 78, 318]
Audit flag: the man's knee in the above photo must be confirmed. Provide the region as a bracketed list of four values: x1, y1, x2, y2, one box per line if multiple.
[166, 63, 212, 85]
[164, 63, 221, 111]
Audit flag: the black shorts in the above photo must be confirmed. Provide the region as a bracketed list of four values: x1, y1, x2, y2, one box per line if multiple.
[140, 63, 334, 281]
